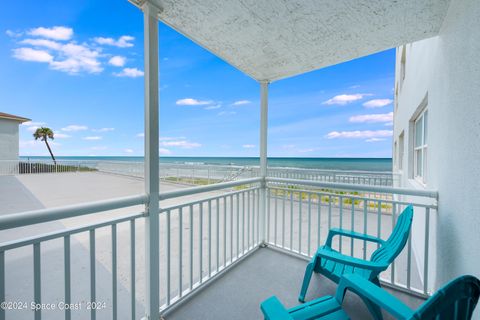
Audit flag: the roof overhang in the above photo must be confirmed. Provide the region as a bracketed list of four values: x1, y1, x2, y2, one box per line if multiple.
[0, 112, 31, 123]
[130, 0, 451, 82]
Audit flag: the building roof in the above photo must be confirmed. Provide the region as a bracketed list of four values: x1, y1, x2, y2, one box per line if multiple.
[0, 112, 31, 123]
[130, 0, 450, 82]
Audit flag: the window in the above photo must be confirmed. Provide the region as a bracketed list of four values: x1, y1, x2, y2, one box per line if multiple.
[413, 110, 428, 183]
[398, 132, 404, 171]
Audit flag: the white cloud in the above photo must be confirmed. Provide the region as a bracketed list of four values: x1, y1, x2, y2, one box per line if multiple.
[326, 130, 392, 139]
[242, 144, 255, 148]
[176, 98, 212, 106]
[204, 105, 221, 110]
[365, 138, 387, 142]
[113, 68, 144, 78]
[323, 94, 371, 105]
[94, 36, 134, 48]
[136, 133, 144, 138]
[13, 48, 53, 62]
[108, 56, 126, 67]
[54, 133, 71, 138]
[159, 140, 201, 148]
[26, 126, 42, 132]
[13, 39, 103, 74]
[349, 112, 393, 123]
[92, 127, 115, 132]
[232, 100, 251, 106]
[299, 148, 315, 153]
[159, 148, 172, 155]
[62, 125, 88, 132]
[83, 136, 102, 140]
[20, 38, 62, 50]
[363, 99, 393, 108]
[159, 136, 186, 141]
[124, 148, 134, 153]
[28, 26, 73, 41]
[6, 30, 22, 38]
[218, 111, 236, 116]
[384, 122, 393, 126]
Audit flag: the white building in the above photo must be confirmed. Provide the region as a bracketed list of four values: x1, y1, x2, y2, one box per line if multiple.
[0, 112, 30, 161]
[393, 0, 480, 300]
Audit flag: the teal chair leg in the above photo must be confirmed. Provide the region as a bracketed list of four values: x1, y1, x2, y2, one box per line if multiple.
[363, 277, 383, 320]
[299, 256, 317, 303]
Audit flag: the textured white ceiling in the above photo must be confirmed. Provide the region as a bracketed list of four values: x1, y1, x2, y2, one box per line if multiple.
[131, 0, 450, 82]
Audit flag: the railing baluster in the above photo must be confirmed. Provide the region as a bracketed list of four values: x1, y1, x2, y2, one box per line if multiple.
[179, 207, 183, 297]
[64, 236, 71, 320]
[267, 188, 270, 243]
[328, 195, 332, 231]
[274, 189, 278, 245]
[339, 196, 343, 253]
[216, 198, 220, 273]
[89, 230, 96, 320]
[363, 201, 368, 260]
[200, 202, 204, 284]
[236, 194, 240, 258]
[130, 219, 136, 318]
[0, 251, 4, 320]
[189, 205, 194, 290]
[230, 195, 233, 264]
[307, 193, 312, 256]
[242, 192, 245, 253]
[298, 192, 302, 254]
[282, 189, 286, 248]
[351, 198, 355, 257]
[377, 201, 382, 250]
[290, 191, 293, 251]
[247, 190, 251, 250]
[166, 210, 171, 305]
[112, 224, 117, 320]
[424, 207, 430, 295]
[223, 196, 227, 266]
[407, 231, 412, 290]
[256, 189, 260, 245]
[34, 243, 41, 320]
[317, 193, 321, 249]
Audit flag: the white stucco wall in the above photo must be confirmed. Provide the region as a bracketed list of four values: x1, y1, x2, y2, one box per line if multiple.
[393, 0, 480, 305]
[0, 118, 21, 161]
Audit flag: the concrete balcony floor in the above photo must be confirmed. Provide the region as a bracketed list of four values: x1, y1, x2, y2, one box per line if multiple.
[166, 247, 424, 320]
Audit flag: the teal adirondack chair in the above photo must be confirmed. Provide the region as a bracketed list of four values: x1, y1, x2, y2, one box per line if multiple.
[261, 274, 480, 320]
[299, 205, 414, 303]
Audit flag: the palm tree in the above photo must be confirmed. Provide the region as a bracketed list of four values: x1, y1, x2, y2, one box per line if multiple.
[33, 127, 56, 164]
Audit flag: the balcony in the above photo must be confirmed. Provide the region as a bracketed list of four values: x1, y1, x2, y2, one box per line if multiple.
[0, 169, 436, 320]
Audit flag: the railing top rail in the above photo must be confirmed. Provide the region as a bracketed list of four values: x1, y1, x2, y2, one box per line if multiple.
[267, 177, 438, 199]
[0, 194, 147, 231]
[0, 212, 145, 251]
[159, 177, 262, 200]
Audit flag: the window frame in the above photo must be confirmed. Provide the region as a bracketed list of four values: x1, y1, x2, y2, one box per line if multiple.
[413, 110, 428, 184]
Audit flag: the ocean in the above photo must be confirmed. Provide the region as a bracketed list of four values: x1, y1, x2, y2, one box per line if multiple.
[20, 156, 393, 172]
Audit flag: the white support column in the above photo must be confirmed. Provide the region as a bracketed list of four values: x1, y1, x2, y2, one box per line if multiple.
[143, 2, 160, 320]
[259, 81, 269, 245]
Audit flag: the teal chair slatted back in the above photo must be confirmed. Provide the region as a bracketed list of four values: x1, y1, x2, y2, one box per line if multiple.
[370, 205, 413, 265]
[411, 275, 480, 320]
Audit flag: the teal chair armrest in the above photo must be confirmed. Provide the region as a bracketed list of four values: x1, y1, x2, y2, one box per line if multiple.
[317, 248, 388, 272]
[335, 274, 414, 320]
[326, 228, 385, 247]
[261, 296, 294, 320]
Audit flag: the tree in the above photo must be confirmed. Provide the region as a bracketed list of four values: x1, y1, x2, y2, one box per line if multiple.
[33, 127, 56, 164]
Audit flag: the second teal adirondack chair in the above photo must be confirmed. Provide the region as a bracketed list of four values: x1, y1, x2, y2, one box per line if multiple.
[261, 274, 480, 320]
[299, 205, 414, 303]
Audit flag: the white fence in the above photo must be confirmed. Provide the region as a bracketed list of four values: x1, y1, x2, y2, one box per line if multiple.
[0, 160, 398, 187]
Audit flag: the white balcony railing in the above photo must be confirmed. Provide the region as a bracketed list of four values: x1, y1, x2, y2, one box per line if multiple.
[0, 176, 436, 319]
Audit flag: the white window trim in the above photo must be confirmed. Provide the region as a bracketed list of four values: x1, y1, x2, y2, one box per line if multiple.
[413, 110, 428, 185]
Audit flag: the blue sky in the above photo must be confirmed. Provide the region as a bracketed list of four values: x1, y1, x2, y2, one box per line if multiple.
[0, 1, 395, 158]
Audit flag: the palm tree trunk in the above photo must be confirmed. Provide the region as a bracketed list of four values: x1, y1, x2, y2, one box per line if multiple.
[44, 140, 56, 165]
